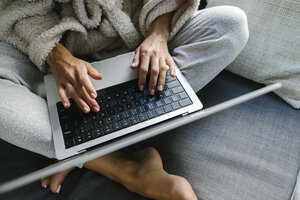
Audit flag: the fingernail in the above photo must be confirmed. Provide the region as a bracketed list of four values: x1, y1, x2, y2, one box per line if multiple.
[56, 185, 61, 193]
[140, 85, 144, 91]
[93, 107, 99, 112]
[83, 107, 90, 113]
[43, 184, 47, 189]
[91, 93, 96, 99]
[150, 89, 155, 95]
[63, 102, 68, 107]
[158, 85, 163, 91]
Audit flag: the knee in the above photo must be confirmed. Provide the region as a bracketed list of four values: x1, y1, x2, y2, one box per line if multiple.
[200, 6, 249, 53]
[212, 6, 249, 49]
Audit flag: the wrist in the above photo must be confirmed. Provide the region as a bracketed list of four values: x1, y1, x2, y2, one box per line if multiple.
[46, 43, 73, 69]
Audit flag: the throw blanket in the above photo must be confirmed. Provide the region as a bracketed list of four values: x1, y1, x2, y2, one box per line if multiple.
[0, 0, 199, 72]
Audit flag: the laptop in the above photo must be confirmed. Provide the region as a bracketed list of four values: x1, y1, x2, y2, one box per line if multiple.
[44, 52, 203, 160]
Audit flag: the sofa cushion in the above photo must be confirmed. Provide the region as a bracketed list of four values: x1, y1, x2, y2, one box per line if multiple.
[1, 71, 299, 200]
[207, 0, 300, 109]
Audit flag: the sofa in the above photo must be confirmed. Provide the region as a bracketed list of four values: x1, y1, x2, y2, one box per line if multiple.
[1, 1, 299, 200]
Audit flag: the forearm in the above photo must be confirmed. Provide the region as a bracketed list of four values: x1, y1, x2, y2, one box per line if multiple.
[148, 12, 174, 42]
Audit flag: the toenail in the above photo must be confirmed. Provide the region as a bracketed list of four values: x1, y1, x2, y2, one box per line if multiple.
[56, 185, 61, 193]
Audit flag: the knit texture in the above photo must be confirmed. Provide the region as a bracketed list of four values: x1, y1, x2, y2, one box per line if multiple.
[0, 0, 200, 73]
[207, 0, 300, 109]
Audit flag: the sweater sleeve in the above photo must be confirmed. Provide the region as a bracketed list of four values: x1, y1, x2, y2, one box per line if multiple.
[139, 0, 200, 40]
[0, 0, 87, 73]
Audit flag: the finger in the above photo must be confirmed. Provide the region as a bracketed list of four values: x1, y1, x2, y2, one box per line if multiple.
[41, 176, 51, 189]
[131, 47, 140, 69]
[85, 62, 103, 80]
[139, 49, 150, 91]
[157, 59, 168, 91]
[75, 83, 100, 112]
[58, 85, 70, 108]
[76, 69, 97, 99]
[166, 57, 176, 77]
[148, 55, 159, 95]
[65, 83, 90, 113]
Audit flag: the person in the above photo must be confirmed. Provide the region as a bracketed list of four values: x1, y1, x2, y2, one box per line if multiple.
[0, 0, 249, 199]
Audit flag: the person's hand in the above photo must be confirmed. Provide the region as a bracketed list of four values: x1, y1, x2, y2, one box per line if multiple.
[131, 34, 176, 95]
[131, 13, 176, 95]
[46, 43, 103, 113]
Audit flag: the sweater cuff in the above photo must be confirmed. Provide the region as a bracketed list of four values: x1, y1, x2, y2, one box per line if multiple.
[28, 17, 87, 73]
[139, 0, 199, 40]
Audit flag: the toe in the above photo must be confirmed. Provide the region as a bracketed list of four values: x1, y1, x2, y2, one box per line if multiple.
[41, 177, 50, 189]
[49, 167, 75, 193]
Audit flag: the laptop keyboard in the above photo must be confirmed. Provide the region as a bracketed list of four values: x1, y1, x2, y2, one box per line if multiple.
[57, 70, 193, 149]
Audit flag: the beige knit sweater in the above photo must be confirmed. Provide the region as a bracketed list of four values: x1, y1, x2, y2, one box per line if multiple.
[0, 0, 199, 73]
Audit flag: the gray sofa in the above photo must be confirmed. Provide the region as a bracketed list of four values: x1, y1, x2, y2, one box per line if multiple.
[1, 70, 299, 200]
[1, 1, 300, 199]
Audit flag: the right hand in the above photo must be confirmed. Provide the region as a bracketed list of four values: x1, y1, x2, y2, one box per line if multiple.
[46, 43, 103, 113]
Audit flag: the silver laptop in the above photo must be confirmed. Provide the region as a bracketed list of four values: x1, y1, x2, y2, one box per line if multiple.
[44, 52, 203, 160]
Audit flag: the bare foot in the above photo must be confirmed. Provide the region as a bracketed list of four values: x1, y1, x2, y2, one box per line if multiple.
[125, 147, 197, 200]
[41, 162, 75, 193]
[84, 147, 197, 200]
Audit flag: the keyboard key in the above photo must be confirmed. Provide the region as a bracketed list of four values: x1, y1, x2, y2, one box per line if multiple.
[147, 102, 156, 110]
[155, 108, 165, 116]
[77, 126, 86, 134]
[98, 111, 107, 119]
[156, 100, 164, 107]
[166, 80, 180, 89]
[179, 98, 192, 107]
[89, 114, 99, 122]
[165, 75, 176, 83]
[163, 97, 172, 104]
[93, 128, 104, 138]
[84, 131, 94, 141]
[147, 110, 157, 119]
[163, 105, 173, 113]
[112, 122, 122, 131]
[113, 114, 123, 121]
[156, 92, 164, 99]
[139, 105, 148, 113]
[131, 108, 140, 115]
[140, 97, 149, 104]
[172, 86, 184, 94]
[139, 113, 149, 122]
[107, 108, 116, 116]
[85, 123, 94, 131]
[105, 117, 114, 124]
[172, 94, 180, 102]
[130, 116, 140, 125]
[121, 119, 131, 127]
[105, 95, 113, 101]
[179, 92, 188, 99]
[149, 96, 157, 102]
[171, 102, 181, 110]
[114, 92, 121, 98]
[103, 124, 113, 134]
[63, 129, 77, 139]
[95, 120, 105, 128]
[74, 135, 85, 145]
[65, 138, 75, 148]
[122, 111, 132, 119]
[164, 90, 172, 97]
[133, 100, 141, 107]
[129, 95, 136, 101]
[115, 105, 124, 113]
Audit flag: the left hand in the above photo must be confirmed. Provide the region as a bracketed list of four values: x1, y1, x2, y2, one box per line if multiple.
[131, 33, 176, 95]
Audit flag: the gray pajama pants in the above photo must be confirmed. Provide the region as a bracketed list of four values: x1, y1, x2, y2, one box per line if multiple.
[0, 6, 249, 159]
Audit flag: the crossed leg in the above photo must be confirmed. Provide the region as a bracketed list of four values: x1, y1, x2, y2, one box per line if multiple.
[41, 147, 197, 200]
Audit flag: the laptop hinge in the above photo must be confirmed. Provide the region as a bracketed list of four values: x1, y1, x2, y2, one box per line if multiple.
[181, 112, 189, 117]
[78, 149, 86, 154]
